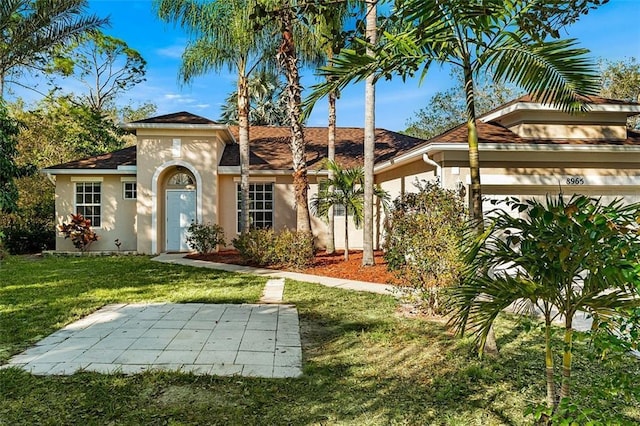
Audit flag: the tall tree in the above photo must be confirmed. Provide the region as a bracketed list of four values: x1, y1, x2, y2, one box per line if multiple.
[362, 0, 377, 265]
[405, 69, 523, 139]
[49, 31, 147, 113]
[255, 0, 323, 234]
[219, 69, 288, 126]
[155, 0, 276, 234]
[599, 57, 640, 129]
[0, 0, 106, 98]
[0, 101, 27, 212]
[308, 0, 602, 226]
[313, 1, 357, 254]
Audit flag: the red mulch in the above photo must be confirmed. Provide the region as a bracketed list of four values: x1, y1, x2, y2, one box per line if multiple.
[186, 249, 397, 285]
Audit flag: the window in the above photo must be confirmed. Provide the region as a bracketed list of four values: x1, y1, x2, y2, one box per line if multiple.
[237, 183, 274, 232]
[75, 182, 101, 227]
[334, 203, 346, 216]
[168, 172, 194, 186]
[123, 182, 137, 199]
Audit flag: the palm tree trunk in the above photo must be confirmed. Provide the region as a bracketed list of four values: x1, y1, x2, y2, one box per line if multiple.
[326, 87, 337, 254]
[362, 0, 377, 266]
[463, 62, 484, 229]
[238, 72, 251, 234]
[544, 314, 557, 410]
[560, 319, 574, 402]
[278, 10, 311, 233]
[344, 214, 349, 261]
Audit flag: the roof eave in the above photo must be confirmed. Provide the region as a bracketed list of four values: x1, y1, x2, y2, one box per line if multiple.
[373, 142, 640, 173]
[481, 102, 640, 122]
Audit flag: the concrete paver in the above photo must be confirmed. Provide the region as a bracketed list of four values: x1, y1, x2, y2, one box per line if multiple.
[6, 303, 302, 378]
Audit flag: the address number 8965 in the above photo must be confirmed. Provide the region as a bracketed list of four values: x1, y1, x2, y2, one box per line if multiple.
[566, 177, 585, 185]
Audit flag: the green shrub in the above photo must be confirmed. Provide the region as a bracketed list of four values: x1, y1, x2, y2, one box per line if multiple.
[0, 217, 55, 254]
[58, 213, 99, 251]
[384, 179, 467, 315]
[273, 229, 315, 269]
[186, 222, 225, 253]
[233, 228, 315, 268]
[233, 228, 277, 266]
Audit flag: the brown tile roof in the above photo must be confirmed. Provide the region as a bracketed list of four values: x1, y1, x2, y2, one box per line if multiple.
[220, 126, 425, 170]
[44, 146, 136, 170]
[130, 111, 218, 125]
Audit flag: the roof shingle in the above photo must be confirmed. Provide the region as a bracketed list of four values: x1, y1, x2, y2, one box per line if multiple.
[130, 111, 218, 125]
[44, 146, 136, 170]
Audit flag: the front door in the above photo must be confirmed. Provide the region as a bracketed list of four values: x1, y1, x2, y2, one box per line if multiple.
[166, 190, 196, 251]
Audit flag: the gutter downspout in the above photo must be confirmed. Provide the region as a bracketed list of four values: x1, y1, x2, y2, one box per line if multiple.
[422, 153, 443, 187]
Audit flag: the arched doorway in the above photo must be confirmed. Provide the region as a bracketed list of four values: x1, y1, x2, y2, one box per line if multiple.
[164, 168, 196, 251]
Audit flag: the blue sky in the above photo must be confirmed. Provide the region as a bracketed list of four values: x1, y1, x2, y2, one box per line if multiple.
[14, 0, 640, 131]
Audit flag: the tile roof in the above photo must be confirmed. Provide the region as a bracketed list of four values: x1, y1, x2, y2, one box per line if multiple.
[44, 146, 136, 170]
[220, 126, 425, 170]
[130, 111, 218, 125]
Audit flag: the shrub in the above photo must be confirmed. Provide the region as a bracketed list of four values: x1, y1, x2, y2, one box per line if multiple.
[233, 228, 277, 266]
[58, 213, 99, 251]
[233, 228, 315, 268]
[0, 231, 7, 261]
[273, 229, 315, 269]
[384, 179, 467, 315]
[0, 216, 55, 254]
[186, 222, 225, 253]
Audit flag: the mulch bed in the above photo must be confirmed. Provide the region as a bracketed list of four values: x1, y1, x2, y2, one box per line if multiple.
[186, 249, 398, 285]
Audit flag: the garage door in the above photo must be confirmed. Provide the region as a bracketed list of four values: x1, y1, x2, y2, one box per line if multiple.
[481, 184, 640, 216]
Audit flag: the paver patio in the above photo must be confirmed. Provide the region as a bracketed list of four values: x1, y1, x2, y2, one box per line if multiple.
[5, 303, 302, 378]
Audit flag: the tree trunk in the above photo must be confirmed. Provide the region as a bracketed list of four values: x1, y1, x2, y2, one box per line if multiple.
[278, 10, 311, 233]
[344, 214, 349, 261]
[238, 72, 251, 234]
[544, 314, 557, 411]
[362, 0, 377, 266]
[463, 61, 484, 229]
[326, 78, 337, 254]
[560, 319, 574, 402]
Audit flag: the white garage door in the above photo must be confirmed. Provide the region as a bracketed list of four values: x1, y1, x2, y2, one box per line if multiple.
[482, 185, 640, 216]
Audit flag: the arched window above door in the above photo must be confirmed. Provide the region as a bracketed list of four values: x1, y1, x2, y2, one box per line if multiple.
[167, 170, 195, 189]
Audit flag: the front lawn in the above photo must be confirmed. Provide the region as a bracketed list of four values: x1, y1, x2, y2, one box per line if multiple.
[1, 255, 639, 424]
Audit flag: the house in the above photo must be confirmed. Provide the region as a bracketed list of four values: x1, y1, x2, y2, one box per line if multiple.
[44, 95, 640, 254]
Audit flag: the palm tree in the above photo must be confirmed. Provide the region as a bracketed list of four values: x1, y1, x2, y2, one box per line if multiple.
[219, 70, 288, 126]
[449, 195, 640, 414]
[0, 0, 106, 98]
[313, 1, 358, 255]
[255, 0, 323, 234]
[362, 0, 377, 266]
[311, 160, 388, 261]
[155, 0, 276, 235]
[308, 0, 600, 227]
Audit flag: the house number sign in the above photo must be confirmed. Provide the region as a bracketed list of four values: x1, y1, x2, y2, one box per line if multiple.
[565, 176, 586, 185]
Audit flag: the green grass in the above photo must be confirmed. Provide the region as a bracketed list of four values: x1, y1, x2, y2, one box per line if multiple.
[1, 255, 639, 425]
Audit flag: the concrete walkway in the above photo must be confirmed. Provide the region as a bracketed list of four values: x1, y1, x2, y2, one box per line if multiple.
[152, 253, 395, 295]
[5, 303, 302, 378]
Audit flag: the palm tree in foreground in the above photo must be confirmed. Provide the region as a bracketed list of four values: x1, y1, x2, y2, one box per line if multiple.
[449, 195, 640, 415]
[311, 160, 388, 261]
[155, 0, 276, 234]
[308, 0, 600, 227]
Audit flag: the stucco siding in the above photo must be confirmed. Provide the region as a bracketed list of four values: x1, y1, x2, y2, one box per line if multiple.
[54, 174, 137, 252]
[135, 132, 222, 254]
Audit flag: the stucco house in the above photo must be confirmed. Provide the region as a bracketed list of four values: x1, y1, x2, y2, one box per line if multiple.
[44, 95, 640, 254]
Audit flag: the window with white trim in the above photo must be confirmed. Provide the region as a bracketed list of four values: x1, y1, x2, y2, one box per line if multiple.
[123, 182, 137, 199]
[75, 182, 101, 227]
[237, 183, 274, 232]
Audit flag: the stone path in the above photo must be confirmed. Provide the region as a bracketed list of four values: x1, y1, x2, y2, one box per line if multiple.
[5, 303, 302, 378]
[260, 278, 285, 303]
